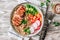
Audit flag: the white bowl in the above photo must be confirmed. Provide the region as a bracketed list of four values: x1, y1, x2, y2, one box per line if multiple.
[10, 2, 44, 38]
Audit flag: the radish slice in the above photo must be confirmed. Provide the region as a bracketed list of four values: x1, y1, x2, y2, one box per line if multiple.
[30, 27, 35, 33]
[30, 20, 40, 33]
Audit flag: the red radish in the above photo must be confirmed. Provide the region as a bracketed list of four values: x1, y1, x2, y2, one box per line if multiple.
[30, 20, 40, 33]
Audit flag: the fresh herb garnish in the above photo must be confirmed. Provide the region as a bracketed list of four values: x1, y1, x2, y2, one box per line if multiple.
[24, 27, 30, 34]
[41, 2, 44, 7]
[46, 0, 50, 3]
[24, 27, 29, 32]
[27, 29, 30, 34]
[46, 0, 50, 6]
[40, 0, 50, 7]
[53, 22, 60, 26]
[21, 19, 27, 24]
[25, 4, 38, 15]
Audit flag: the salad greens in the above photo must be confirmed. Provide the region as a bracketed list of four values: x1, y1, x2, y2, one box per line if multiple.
[21, 19, 27, 24]
[24, 27, 30, 34]
[25, 4, 38, 15]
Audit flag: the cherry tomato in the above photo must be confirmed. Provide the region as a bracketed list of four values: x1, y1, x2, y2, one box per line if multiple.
[36, 13, 42, 22]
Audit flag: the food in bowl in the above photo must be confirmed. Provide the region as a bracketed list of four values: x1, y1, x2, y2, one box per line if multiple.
[53, 3, 60, 14]
[11, 3, 43, 36]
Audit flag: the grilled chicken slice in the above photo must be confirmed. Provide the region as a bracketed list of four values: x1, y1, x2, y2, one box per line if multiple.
[12, 15, 22, 26]
[15, 5, 26, 16]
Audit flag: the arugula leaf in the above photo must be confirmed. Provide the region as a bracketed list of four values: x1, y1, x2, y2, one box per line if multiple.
[21, 19, 27, 24]
[24, 27, 31, 34]
[40, 0, 50, 7]
[46, 0, 50, 3]
[53, 22, 60, 26]
[41, 2, 44, 7]
[24, 27, 29, 32]
[27, 29, 30, 34]
[46, 2, 48, 6]
[46, 0, 50, 6]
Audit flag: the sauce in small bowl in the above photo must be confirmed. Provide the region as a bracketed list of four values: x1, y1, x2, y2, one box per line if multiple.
[53, 3, 60, 14]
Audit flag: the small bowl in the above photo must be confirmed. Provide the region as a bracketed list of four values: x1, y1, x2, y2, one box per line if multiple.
[52, 2, 60, 14]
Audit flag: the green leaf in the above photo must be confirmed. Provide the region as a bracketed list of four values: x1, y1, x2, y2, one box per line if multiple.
[24, 27, 29, 32]
[46, 0, 50, 6]
[46, 0, 50, 3]
[27, 29, 30, 34]
[46, 2, 48, 6]
[26, 4, 30, 8]
[24, 28, 27, 32]
[21, 19, 27, 24]
[24, 27, 30, 34]
[41, 2, 44, 7]
[53, 22, 60, 26]
[25, 4, 38, 15]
